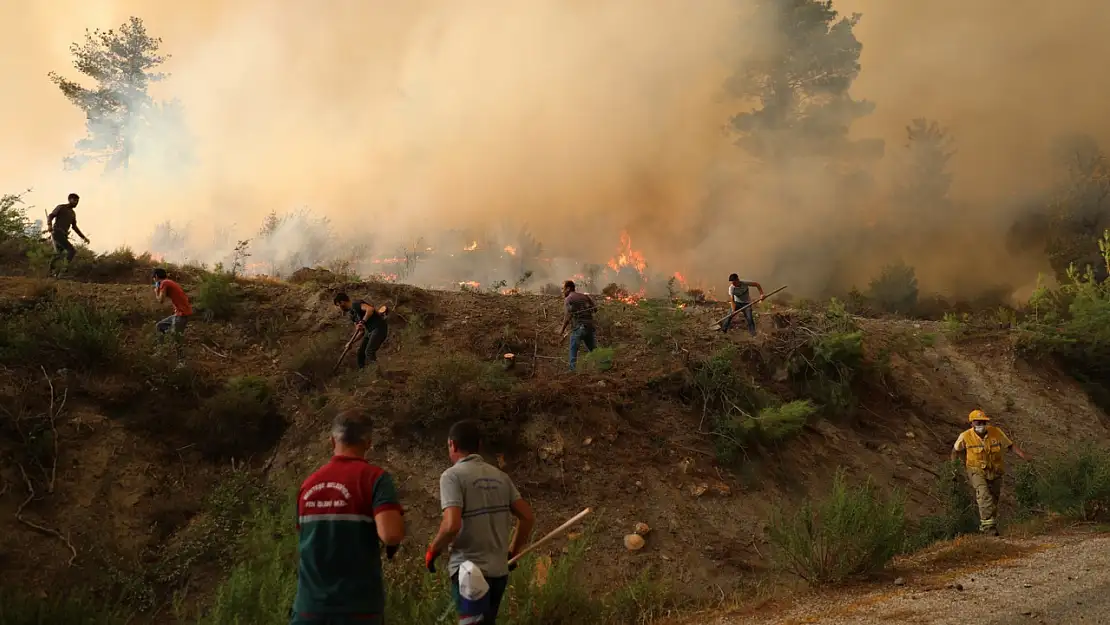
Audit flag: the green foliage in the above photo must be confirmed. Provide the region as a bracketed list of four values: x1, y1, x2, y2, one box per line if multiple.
[941, 311, 969, 339]
[48, 17, 187, 172]
[194, 270, 238, 320]
[786, 299, 864, 415]
[1013, 445, 1110, 521]
[0, 297, 121, 368]
[905, 460, 979, 551]
[639, 299, 682, 349]
[689, 346, 805, 463]
[769, 470, 906, 584]
[189, 376, 283, 458]
[728, 0, 876, 164]
[867, 261, 919, 314]
[1017, 233, 1110, 410]
[197, 501, 674, 625]
[0, 190, 32, 240]
[402, 353, 511, 428]
[578, 346, 615, 372]
[190, 494, 297, 624]
[0, 590, 124, 625]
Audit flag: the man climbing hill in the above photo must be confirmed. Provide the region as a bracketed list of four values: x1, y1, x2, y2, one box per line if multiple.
[152, 268, 191, 366]
[46, 193, 89, 276]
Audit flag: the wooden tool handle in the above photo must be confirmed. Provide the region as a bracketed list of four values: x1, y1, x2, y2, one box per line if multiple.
[509, 508, 592, 565]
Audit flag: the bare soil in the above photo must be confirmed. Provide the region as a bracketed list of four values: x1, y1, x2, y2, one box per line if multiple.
[1, 272, 1108, 616]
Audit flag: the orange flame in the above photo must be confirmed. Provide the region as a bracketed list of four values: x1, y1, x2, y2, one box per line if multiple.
[459, 280, 480, 289]
[373, 273, 399, 283]
[464, 241, 478, 251]
[504, 245, 517, 256]
[672, 271, 688, 289]
[372, 257, 405, 265]
[149, 253, 165, 262]
[607, 231, 646, 274]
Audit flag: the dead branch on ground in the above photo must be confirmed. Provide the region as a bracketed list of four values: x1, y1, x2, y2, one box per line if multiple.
[16, 463, 77, 566]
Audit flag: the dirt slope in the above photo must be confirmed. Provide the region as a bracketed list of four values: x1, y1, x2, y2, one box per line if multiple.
[1, 272, 1109, 611]
[705, 532, 1110, 624]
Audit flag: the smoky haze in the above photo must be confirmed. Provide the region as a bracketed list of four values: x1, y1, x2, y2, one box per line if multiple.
[1, 0, 1108, 297]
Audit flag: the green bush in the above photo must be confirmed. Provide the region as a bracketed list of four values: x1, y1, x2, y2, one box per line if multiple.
[0, 298, 121, 368]
[639, 299, 683, 348]
[769, 470, 906, 584]
[194, 271, 238, 320]
[867, 261, 919, 314]
[905, 460, 979, 550]
[189, 376, 284, 458]
[197, 502, 675, 625]
[1013, 445, 1110, 521]
[1017, 232, 1110, 411]
[0, 589, 123, 625]
[0, 191, 31, 240]
[786, 300, 864, 415]
[578, 346, 616, 372]
[402, 353, 510, 428]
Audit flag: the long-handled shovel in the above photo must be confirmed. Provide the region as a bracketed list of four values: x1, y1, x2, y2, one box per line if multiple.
[710, 285, 787, 330]
[331, 327, 364, 375]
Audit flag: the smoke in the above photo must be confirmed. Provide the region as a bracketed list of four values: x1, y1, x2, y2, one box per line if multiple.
[2, 0, 1109, 298]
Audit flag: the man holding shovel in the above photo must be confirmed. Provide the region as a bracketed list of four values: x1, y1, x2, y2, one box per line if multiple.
[333, 293, 389, 372]
[719, 273, 765, 336]
[426, 420, 536, 624]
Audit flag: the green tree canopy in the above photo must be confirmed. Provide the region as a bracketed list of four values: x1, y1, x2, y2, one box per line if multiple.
[727, 0, 881, 165]
[48, 16, 187, 172]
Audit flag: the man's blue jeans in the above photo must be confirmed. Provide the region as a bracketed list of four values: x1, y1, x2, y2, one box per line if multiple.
[568, 325, 597, 370]
[721, 304, 756, 336]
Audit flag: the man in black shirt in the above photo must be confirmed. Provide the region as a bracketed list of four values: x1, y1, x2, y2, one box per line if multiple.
[46, 193, 89, 275]
[334, 292, 390, 370]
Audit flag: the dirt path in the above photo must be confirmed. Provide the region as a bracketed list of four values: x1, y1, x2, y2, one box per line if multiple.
[709, 534, 1110, 625]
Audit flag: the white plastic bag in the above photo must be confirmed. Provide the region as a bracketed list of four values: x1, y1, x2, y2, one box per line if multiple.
[458, 560, 490, 601]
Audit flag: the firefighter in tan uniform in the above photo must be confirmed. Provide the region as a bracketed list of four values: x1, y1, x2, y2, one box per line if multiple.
[951, 409, 1030, 535]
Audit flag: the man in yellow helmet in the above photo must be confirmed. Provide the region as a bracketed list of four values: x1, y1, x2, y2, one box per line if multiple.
[951, 409, 1030, 535]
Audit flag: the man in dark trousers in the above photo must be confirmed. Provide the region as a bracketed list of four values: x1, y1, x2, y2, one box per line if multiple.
[333, 293, 390, 371]
[426, 420, 535, 625]
[152, 268, 192, 366]
[291, 409, 405, 625]
[46, 193, 89, 275]
[719, 273, 765, 336]
[559, 280, 597, 371]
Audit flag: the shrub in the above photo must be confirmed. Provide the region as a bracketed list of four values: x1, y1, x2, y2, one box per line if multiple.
[1013, 445, 1110, 521]
[196, 507, 675, 625]
[189, 376, 284, 458]
[769, 470, 906, 584]
[905, 460, 979, 550]
[786, 300, 864, 415]
[283, 327, 350, 387]
[194, 270, 238, 320]
[0, 298, 121, 368]
[0, 190, 31, 240]
[401, 353, 510, 428]
[749, 400, 816, 442]
[578, 346, 615, 372]
[639, 299, 682, 348]
[867, 261, 919, 314]
[1017, 236, 1110, 411]
[0, 589, 124, 625]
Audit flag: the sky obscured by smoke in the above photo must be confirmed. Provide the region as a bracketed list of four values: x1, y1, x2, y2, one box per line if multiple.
[2, 0, 1108, 296]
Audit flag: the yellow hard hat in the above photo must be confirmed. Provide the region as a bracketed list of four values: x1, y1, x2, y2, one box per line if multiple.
[968, 409, 990, 423]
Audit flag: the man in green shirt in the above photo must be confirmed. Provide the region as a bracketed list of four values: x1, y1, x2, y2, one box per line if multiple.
[291, 410, 405, 624]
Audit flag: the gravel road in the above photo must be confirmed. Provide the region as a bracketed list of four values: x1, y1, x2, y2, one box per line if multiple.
[711, 534, 1110, 625]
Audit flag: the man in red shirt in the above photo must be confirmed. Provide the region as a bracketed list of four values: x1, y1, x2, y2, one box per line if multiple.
[292, 409, 405, 624]
[152, 268, 192, 365]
